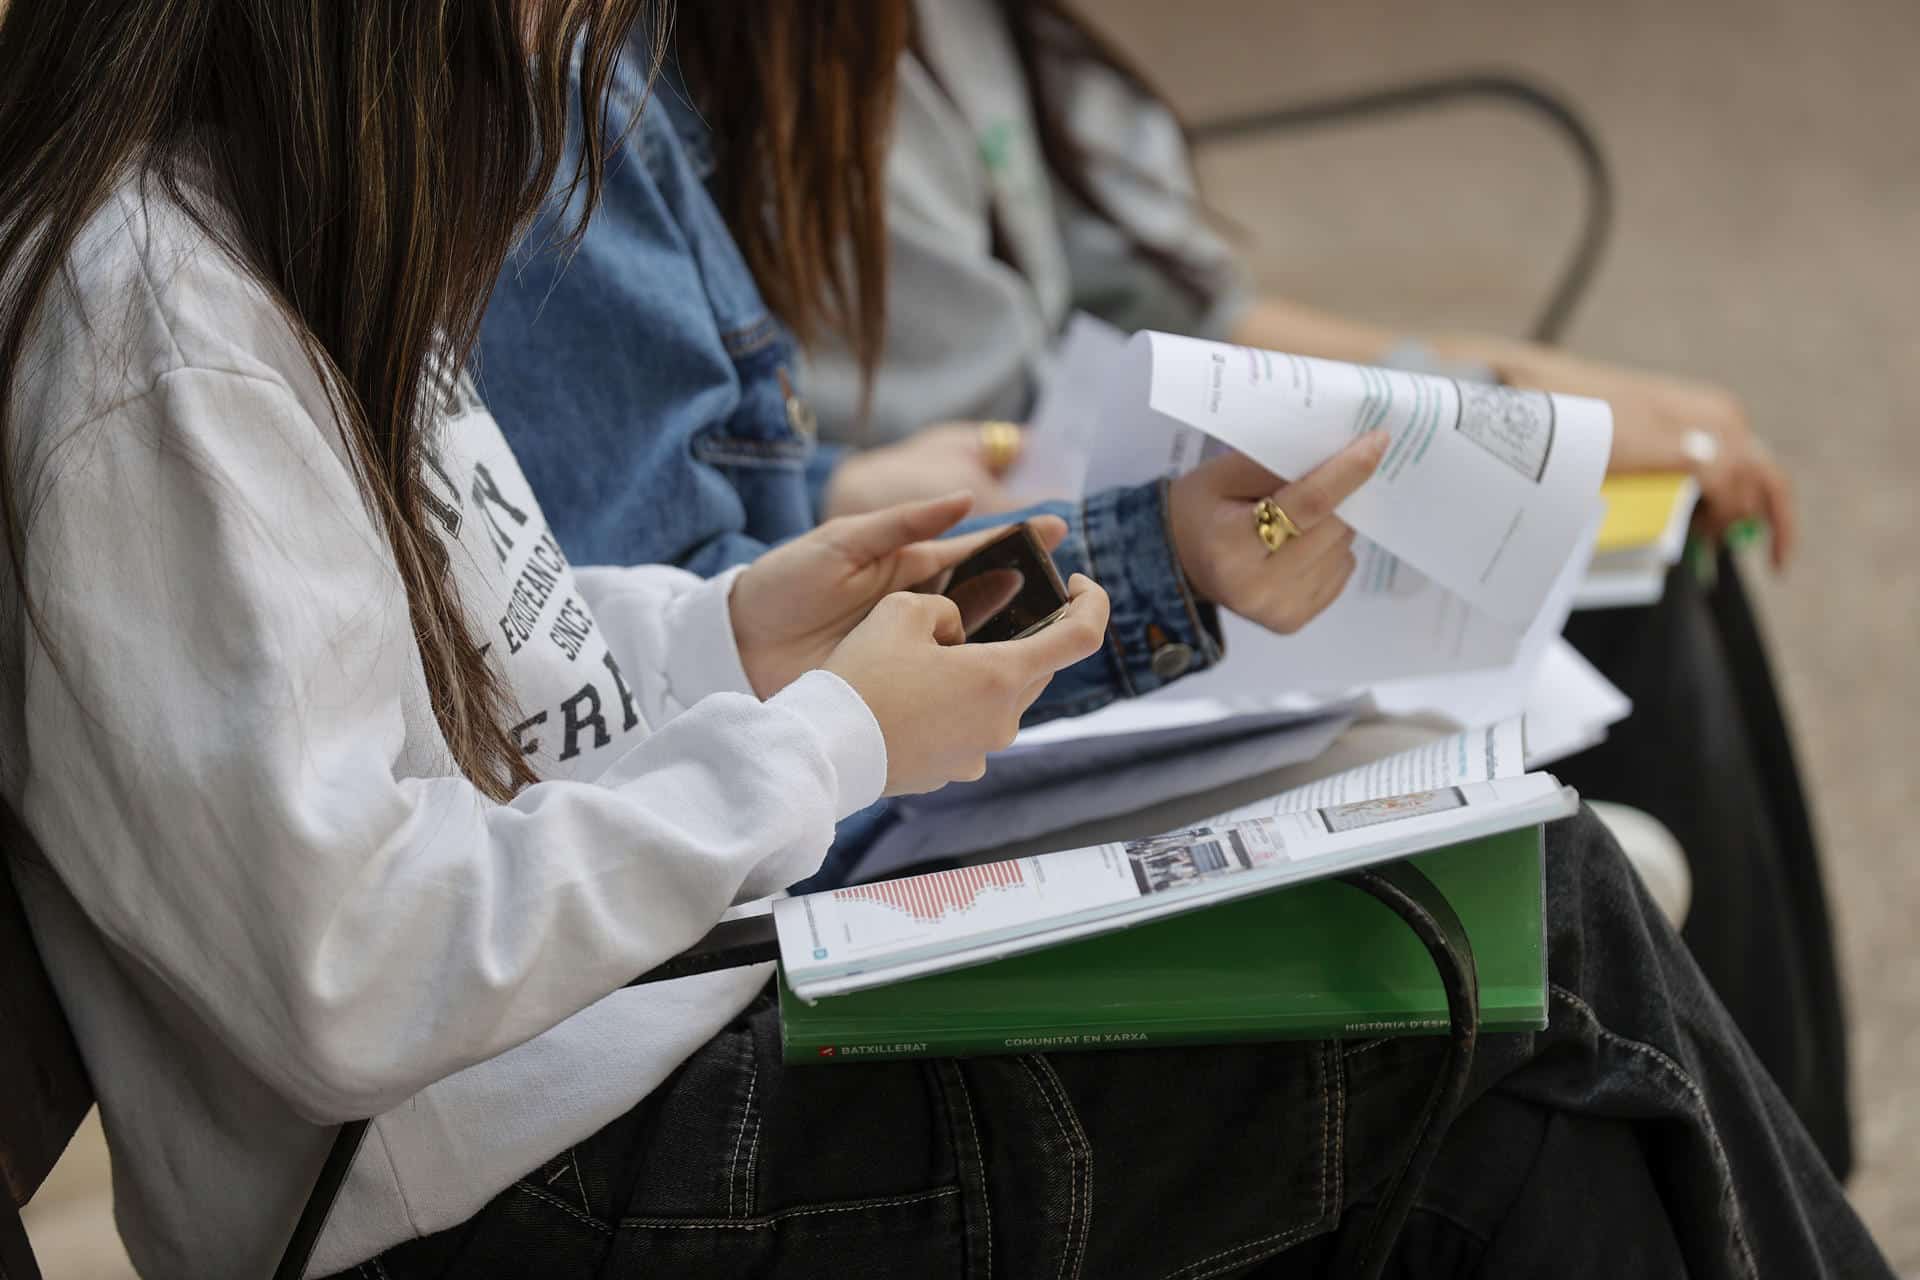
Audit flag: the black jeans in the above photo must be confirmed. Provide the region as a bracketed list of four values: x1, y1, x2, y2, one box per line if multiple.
[352, 809, 1886, 1279]
[1561, 557, 1852, 1177]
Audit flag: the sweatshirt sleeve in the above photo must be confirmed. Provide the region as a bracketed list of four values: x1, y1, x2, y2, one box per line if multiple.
[18, 366, 883, 1124]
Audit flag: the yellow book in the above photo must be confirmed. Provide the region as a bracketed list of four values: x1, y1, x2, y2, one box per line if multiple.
[1594, 474, 1699, 556]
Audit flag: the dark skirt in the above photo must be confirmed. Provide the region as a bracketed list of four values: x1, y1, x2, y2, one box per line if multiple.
[1560, 552, 1852, 1177]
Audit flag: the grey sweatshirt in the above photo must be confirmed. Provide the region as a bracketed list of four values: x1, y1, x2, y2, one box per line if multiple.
[802, 0, 1251, 445]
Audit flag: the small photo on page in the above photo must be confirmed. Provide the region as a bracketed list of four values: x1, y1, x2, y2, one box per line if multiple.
[1455, 383, 1557, 483]
[1123, 824, 1281, 894]
[1316, 786, 1469, 834]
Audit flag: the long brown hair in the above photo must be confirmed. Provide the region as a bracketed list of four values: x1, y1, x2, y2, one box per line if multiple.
[0, 0, 657, 800]
[673, 2, 912, 380]
[674, 1, 1205, 382]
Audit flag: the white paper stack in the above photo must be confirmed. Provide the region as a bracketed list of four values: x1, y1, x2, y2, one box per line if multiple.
[861, 322, 1633, 881]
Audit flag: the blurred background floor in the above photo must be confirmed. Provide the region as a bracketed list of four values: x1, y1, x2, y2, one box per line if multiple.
[24, 0, 1918, 1273]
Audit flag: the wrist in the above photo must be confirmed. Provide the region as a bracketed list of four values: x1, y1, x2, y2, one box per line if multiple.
[727, 567, 783, 699]
[1082, 479, 1221, 696]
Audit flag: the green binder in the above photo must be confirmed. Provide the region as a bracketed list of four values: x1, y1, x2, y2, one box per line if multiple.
[780, 827, 1545, 1064]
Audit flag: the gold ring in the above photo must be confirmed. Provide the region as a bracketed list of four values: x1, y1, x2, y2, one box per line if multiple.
[978, 420, 1023, 473]
[1253, 497, 1303, 553]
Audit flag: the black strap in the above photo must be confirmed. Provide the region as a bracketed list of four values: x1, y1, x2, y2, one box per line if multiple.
[1330, 861, 1481, 1280]
[278, 870, 1478, 1280]
[272, 915, 782, 1280]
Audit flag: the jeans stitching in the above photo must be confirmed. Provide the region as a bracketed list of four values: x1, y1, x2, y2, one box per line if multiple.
[1318, 1041, 1331, 1222]
[515, 1181, 612, 1235]
[567, 1146, 587, 1214]
[1036, 1057, 1094, 1280]
[1330, 1040, 1347, 1224]
[1152, 1013, 1351, 1274]
[1343, 1037, 1391, 1059]
[720, 317, 781, 358]
[1158, 1222, 1324, 1280]
[1017, 1059, 1077, 1280]
[620, 1186, 961, 1230]
[745, 1082, 765, 1218]
[1019, 1059, 1076, 1280]
[1320, 1043, 1336, 1228]
[695, 443, 810, 468]
[1076, 496, 1138, 700]
[1550, 985, 1758, 1279]
[951, 1065, 994, 1277]
[1157, 1042, 1341, 1280]
[727, 1050, 759, 1218]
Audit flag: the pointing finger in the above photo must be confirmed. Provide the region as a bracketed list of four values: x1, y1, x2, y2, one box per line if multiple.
[831, 492, 977, 564]
[906, 516, 1069, 591]
[1270, 430, 1389, 531]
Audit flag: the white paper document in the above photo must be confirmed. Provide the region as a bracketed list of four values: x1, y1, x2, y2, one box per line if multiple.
[1007, 688, 1359, 753]
[1518, 642, 1633, 765]
[853, 710, 1353, 883]
[1367, 639, 1631, 769]
[779, 770, 1577, 1000]
[1203, 718, 1526, 826]
[1005, 312, 1127, 504]
[1088, 332, 1613, 629]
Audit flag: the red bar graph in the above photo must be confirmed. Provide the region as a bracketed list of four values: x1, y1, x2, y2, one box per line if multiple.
[833, 861, 1027, 924]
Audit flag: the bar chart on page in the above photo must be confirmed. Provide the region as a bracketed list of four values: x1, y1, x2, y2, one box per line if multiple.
[832, 862, 1029, 925]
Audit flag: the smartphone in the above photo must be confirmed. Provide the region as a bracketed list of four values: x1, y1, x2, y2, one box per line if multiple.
[940, 523, 1071, 644]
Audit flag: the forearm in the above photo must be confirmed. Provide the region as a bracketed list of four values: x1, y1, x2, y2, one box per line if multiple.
[1232, 300, 1715, 477]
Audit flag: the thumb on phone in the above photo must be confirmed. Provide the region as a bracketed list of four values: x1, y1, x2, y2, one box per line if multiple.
[995, 573, 1110, 677]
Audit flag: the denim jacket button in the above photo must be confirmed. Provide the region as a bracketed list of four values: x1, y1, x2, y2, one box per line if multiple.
[1151, 642, 1194, 681]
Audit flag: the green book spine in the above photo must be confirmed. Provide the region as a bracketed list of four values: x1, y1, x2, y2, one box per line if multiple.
[780, 827, 1545, 1065]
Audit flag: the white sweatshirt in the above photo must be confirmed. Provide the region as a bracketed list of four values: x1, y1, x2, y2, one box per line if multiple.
[2, 177, 887, 1277]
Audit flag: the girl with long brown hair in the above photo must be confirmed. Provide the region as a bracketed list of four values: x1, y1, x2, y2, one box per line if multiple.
[0, 2, 1115, 1275]
[466, 7, 1887, 1278]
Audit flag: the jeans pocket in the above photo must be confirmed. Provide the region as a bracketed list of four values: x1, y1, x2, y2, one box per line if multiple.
[610, 1186, 967, 1278]
[975, 1042, 1345, 1280]
[520, 1146, 591, 1218]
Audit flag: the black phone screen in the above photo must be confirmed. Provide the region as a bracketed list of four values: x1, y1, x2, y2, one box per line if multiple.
[941, 524, 1071, 644]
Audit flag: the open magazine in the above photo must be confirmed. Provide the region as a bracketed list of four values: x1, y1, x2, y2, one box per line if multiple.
[777, 718, 1576, 1001]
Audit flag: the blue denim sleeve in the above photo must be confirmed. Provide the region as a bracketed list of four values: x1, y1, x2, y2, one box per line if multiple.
[475, 101, 817, 581]
[958, 479, 1223, 724]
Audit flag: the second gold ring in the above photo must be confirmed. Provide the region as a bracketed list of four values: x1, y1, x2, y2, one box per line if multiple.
[978, 420, 1023, 473]
[1253, 497, 1303, 552]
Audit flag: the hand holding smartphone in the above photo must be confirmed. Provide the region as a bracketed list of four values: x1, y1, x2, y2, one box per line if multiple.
[939, 523, 1071, 643]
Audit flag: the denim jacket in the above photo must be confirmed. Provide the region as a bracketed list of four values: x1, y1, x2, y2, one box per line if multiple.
[475, 57, 1220, 727]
